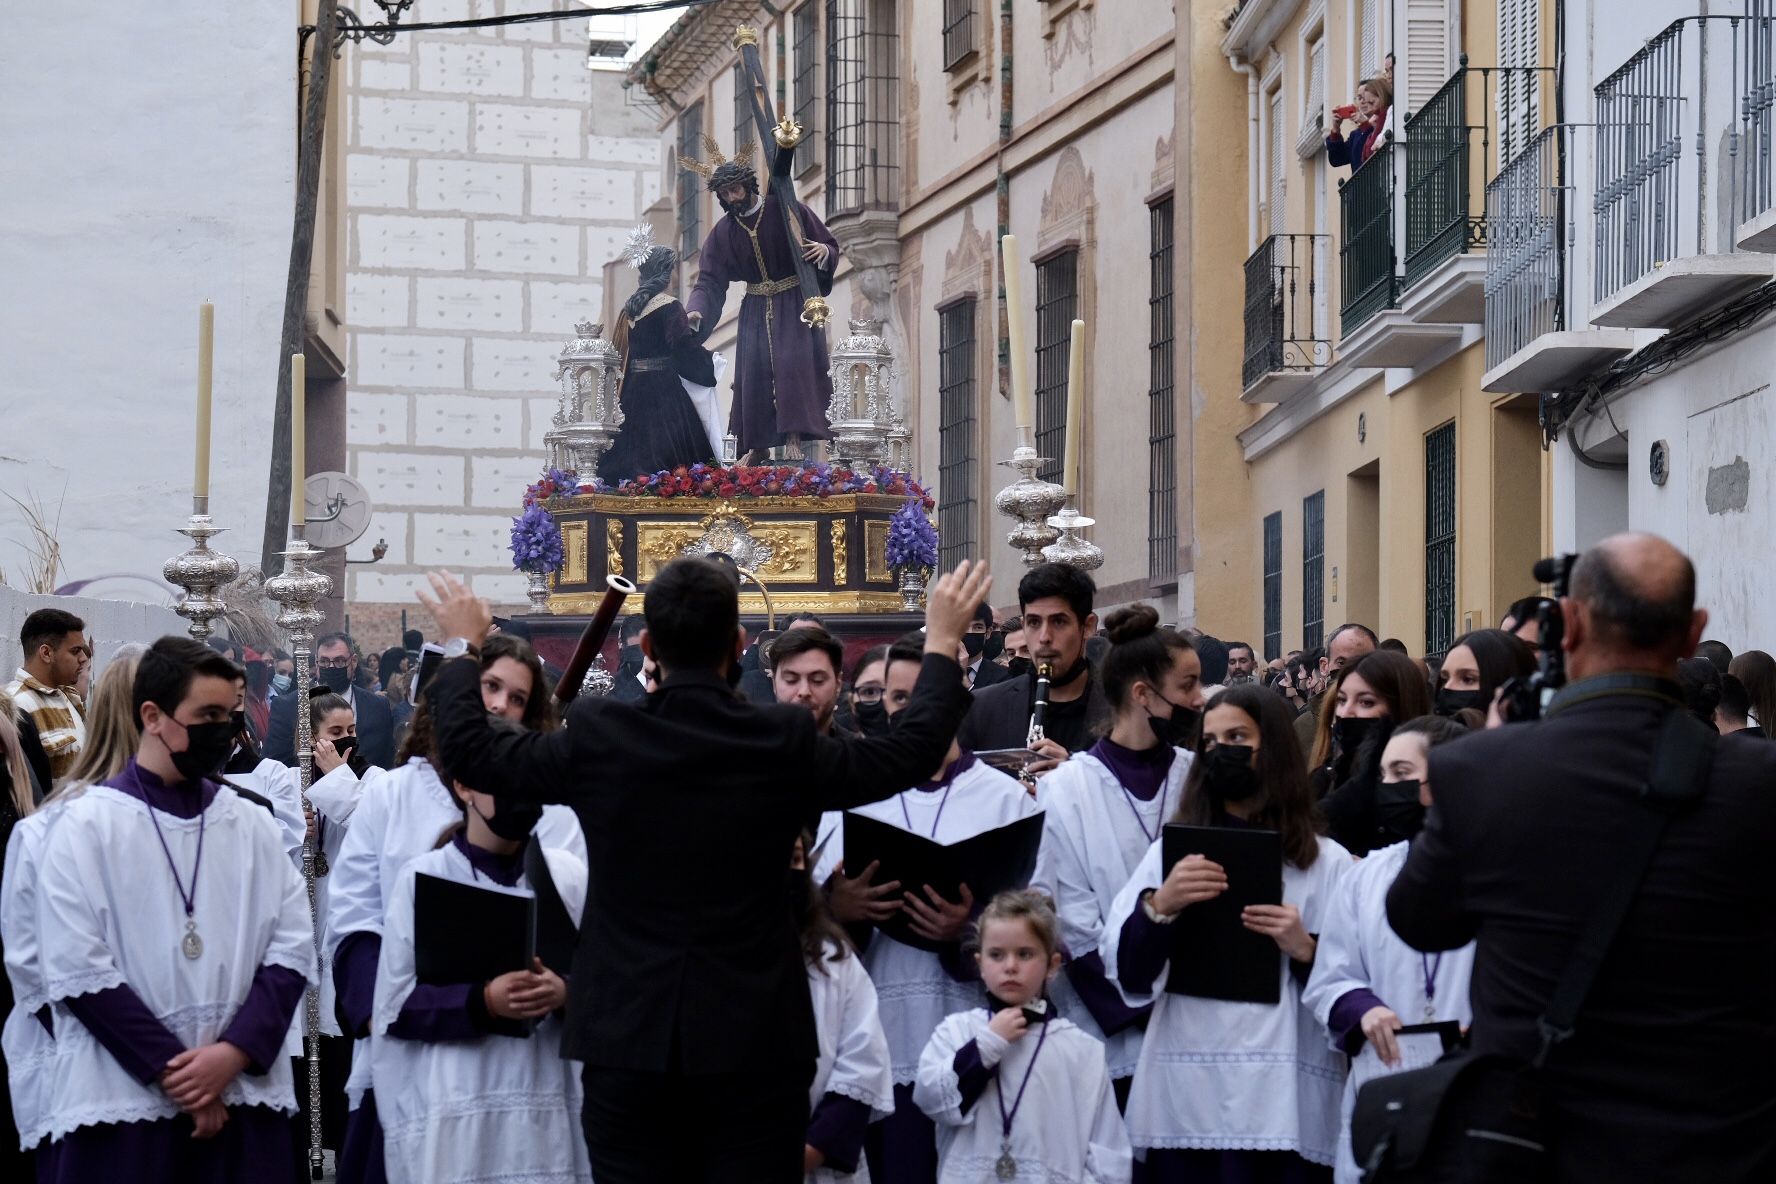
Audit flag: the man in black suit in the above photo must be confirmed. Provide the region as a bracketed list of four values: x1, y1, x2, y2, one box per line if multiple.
[958, 563, 1107, 773]
[965, 603, 1012, 690]
[1388, 533, 1776, 1182]
[264, 632, 395, 769]
[420, 557, 990, 1184]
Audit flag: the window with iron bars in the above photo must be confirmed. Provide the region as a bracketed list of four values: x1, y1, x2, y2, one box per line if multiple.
[825, 0, 899, 218]
[677, 103, 704, 257]
[1303, 491, 1325, 652]
[733, 64, 753, 161]
[1034, 250, 1078, 487]
[793, 3, 820, 176]
[1148, 198, 1177, 580]
[1425, 422, 1457, 659]
[942, 0, 976, 71]
[938, 299, 979, 569]
[1263, 512, 1283, 662]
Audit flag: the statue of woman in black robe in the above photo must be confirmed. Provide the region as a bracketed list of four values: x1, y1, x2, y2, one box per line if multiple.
[597, 245, 718, 483]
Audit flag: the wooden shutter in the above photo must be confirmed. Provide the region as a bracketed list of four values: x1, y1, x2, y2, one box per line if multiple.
[1269, 86, 1287, 237]
[1360, 0, 1382, 81]
[1497, 0, 1540, 166]
[1298, 37, 1328, 156]
[1403, 0, 1452, 115]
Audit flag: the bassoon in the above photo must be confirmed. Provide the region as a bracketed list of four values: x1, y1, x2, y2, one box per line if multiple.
[554, 574, 636, 706]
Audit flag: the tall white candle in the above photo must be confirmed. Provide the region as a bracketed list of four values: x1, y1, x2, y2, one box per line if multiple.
[1063, 319, 1085, 496]
[1001, 234, 1034, 430]
[291, 353, 306, 528]
[194, 303, 214, 500]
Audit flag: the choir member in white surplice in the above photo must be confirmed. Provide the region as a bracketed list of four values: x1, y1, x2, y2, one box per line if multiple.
[792, 832, 895, 1184]
[1103, 687, 1349, 1183]
[371, 777, 591, 1184]
[325, 635, 578, 1184]
[28, 637, 315, 1183]
[914, 891, 1131, 1184]
[1302, 716, 1476, 1184]
[2, 791, 74, 1161]
[1033, 606, 1204, 1103]
[812, 638, 1042, 1184]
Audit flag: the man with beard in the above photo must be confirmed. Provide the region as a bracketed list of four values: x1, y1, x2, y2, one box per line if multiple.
[958, 563, 1110, 776]
[265, 632, 395, 768]
[771, 625, 846, 737]
[684, 144, 840, 464]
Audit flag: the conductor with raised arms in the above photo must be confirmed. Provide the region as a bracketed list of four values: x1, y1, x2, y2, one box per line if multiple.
[418, 558, 991, 1184]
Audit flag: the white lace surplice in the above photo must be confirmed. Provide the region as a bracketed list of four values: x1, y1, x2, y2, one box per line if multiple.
[1, 795, 77, 1149]
[33, 785, 316, 1141]
[806, 940, 894, 1184]
[371, 843, 591, 1184]
[810, 761, 1043, 1084]
[914, 1011, 1132, 1184]
[1032, 749, 1193, 1079]
[1101, 834, 1351, 1165]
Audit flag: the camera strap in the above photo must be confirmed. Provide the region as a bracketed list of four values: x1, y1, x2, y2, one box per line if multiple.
[1530, 701, 1714, 1068]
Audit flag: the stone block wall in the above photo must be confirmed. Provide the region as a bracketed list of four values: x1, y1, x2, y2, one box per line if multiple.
[343, 4, 660, 615]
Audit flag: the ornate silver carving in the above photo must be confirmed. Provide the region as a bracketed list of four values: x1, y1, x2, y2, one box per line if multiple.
[689, 512, 776, 570]
[994, 428, 1068, 567]
[262, 529, 333, 1172]
[579, 653, 617, 698]
[825, 319, 900, 466]
[162, 498, 241, 641]
[1041, 501, 1105, 571]
[546, 321, 625, 475]
[525, 568, 552, 613]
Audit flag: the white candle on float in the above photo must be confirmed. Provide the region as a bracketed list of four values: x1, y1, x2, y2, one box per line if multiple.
[1001, 234, 1034, 430]
[1063, 319, 1085, 496]
[194, 303, 214, 500]
[290, 353, 306, 528]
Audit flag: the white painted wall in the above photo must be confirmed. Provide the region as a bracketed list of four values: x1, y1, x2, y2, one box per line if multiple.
[0, 586, 183, 683]
[0, 6, 294, 600]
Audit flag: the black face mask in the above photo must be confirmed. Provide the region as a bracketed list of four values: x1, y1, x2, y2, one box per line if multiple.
[1147, 699, 1201, 749]
[853, 699, 890, 737]
[1375, 778, 1428, 840]
[318, 666, 351, 694]
[620, 644, 644, 670]
[1334, 715, 1383, 758]
[786, 866, 812, 917]
[1007, 656, 1035, 681]
[1202, 743, 1262, 803]
[962, 633, 986, 659]
[166, 718, 239, 784]
[474, 798, 544, 842]
[982, 632, 1005, 662]
[1434, 687, 1485, 718]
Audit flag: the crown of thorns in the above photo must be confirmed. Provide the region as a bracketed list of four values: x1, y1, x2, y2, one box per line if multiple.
[679, 134, 757, 191]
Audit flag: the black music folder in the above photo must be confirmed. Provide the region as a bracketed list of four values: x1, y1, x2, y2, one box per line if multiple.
[842, 811, 1046, 953]
[522, 842, 580, 977]
[1160, 824, 1284, 1004]
[414, 872, 537, 1037]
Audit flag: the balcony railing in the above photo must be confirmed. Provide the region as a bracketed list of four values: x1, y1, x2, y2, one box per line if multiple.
[1340, 141, 1398, 336]
[1593, 15, 1776, 301]
[1242, 233, 1330, 388]
[1484, 126, 1569, 372]
[1403, 60, 1550, 291]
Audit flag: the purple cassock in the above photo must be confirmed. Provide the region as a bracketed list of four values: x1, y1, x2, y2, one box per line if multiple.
[686, 194, 841, 455]
[35, 762, 307, 1184]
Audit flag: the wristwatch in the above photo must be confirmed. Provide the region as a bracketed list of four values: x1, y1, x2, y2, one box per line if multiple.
[1141, 890, 1179, 925]
[441, 637, 479, 660]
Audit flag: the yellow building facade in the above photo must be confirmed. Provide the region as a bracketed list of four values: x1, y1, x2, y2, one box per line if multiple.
[1196, 0, 1554, 657]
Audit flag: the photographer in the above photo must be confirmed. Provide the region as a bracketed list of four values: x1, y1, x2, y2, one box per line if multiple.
[1386, 533, 1776, 1180]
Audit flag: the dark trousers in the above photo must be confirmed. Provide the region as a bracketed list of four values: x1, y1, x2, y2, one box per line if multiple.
[581, 1064, 809, 1184]
[863, 1081, 937, 1184]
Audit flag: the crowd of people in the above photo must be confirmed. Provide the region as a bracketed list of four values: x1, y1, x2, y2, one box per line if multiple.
[1, 530, 1773, 1183]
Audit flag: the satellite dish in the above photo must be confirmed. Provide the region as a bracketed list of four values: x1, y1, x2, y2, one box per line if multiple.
[303, 472, 373, 550]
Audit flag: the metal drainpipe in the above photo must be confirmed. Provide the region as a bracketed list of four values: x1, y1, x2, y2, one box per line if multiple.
[1227, 53, 1261, 253]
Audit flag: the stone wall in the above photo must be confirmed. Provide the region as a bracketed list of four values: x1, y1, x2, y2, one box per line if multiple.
[343, 3, 661, 613]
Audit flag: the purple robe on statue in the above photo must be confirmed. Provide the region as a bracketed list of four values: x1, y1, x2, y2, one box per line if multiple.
[687, 194, 840, 454]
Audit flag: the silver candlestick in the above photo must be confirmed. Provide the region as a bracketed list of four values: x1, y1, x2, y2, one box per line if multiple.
[162, 496, 241, 641]
[1042, 497, 1105, 571]
[993, 426, 1068, 567]
[263, 528, 332, 1180]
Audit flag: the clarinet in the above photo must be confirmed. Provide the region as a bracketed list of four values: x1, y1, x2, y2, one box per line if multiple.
[1026, 662, 1054, 747]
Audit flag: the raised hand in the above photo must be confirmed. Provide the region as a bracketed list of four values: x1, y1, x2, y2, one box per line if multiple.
[923, 560, 993, 658]
[417, 570, 492, 649]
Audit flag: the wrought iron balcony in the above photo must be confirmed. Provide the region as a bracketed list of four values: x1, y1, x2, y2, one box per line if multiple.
[1242, 233, 1330, 400]
[1339, 141, 1398, 338]
[1401, 59, 1549, 321]
[1591, 16, 1774, 326]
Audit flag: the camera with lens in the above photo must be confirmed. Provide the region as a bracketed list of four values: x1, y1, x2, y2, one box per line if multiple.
[1498, 554, 1577, 723]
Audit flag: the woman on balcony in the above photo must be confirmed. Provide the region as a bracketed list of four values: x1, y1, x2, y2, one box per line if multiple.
[1326, 77, 1393, 171]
